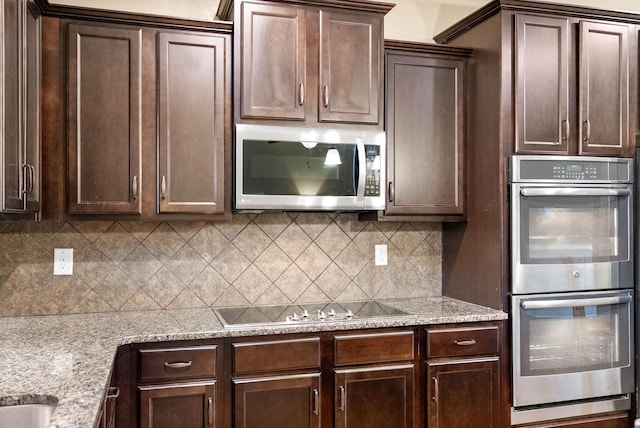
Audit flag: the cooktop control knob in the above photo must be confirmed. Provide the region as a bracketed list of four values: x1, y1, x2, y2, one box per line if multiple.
[302, 309, 310, 319]
[346, 309, 354, 319]
[317, 310, 326, 320]
[328, 308, 336, 318]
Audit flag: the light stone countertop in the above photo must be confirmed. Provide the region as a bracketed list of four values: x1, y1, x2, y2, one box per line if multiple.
[0, 297, 507, 428]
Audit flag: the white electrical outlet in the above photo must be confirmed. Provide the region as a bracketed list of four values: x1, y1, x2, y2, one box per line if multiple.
[374, 244, 388, 266]
[54, 248, 74, 275]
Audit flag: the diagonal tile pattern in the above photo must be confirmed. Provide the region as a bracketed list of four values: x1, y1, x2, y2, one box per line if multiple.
[0, 214, 443, 316]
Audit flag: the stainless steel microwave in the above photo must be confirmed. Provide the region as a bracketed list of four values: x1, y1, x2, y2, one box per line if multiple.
[234, 124, 385, 211]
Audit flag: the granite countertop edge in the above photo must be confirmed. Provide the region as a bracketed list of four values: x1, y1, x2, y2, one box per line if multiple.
[0, 296, 507, 428]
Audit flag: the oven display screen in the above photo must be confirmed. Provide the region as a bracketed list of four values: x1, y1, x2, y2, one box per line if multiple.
[566, 164, 583, 172]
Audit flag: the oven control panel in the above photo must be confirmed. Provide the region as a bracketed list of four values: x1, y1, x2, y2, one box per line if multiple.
[511, 156, 633, 183]
[552, 163, 599, 180]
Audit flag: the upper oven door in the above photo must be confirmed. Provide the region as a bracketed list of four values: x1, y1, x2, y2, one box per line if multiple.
[511, 183, 633, 294]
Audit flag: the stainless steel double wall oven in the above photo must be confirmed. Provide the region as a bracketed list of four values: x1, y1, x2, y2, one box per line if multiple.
[510, 156, 634, 424]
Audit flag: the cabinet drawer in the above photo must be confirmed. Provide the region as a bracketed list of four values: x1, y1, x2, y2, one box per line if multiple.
[426, 326, 498, 358]
[138, 345, 217, 383]
[334, 331, 414, 366]
[233, 337, 321, 375]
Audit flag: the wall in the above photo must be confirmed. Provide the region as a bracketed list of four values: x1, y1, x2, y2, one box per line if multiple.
[50, 0, 640, 43]
[0, 214, 442, 316]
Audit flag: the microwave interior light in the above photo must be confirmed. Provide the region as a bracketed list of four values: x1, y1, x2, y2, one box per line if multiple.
[324, 147, 342, 166]
[301, 141, 318, 149]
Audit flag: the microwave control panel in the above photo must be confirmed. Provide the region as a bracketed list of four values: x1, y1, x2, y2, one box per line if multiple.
[364, 145, 381, 197]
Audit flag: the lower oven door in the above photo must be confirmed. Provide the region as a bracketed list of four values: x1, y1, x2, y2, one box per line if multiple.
[512, 290, 634, 408]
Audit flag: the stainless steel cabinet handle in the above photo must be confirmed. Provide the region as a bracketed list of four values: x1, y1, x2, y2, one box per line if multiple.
[562, 119, 570, 142]
[454, 339, 477, 346]
[323, 85, 329, 108]
[388, 182, 394, 202]
[208, 397, 213, 425]
[583, 119, 591, 142]
[338, 386, 345, 411]
[132, 176, 138, 200]
[432, 377, 439, 402]
[22, 164, 34, 195]
[313, 388, 319, 415]
[161, 176, 167, 200]
[164, 361, 192, 369]
[299, 82, 305, 106]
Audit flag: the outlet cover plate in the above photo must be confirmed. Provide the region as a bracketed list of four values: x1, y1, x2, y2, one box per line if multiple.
[374, 244, 388, 266]
[54, 248, 73, 275]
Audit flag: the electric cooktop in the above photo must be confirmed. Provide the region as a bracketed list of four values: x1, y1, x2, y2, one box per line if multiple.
[214, 300, 407, 328]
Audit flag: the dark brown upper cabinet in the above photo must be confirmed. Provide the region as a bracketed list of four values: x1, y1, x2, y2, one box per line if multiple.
[384, 42, 469, 219]
[235, 0, 392, 126]
[514, 13, 633, 156]
[1, 0, 41, 216]
[157, 32, 229, 214]
[67, 22, 143, 214]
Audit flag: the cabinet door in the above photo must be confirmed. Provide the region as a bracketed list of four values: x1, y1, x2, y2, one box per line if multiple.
[233, 374, 321, 428]
[23, 1, 41, 212]
[1, 0, 39, 213]
[240, 1, 306, 120]
[385, 53, 465, 215]
[427, 357, 500, 428]
[335, 365, 414, 428]
[67, 23, 142, 214]
[1, 0, 23, 211]
[578, 21, 630, 156]
[157, 32, 228, 214]
[514, 14, 570, 154]
[139, 382, 217, 428]
[319, 10, 381, 124]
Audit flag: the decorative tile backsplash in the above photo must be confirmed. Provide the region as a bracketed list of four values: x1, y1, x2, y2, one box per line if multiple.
[0, 213, 442, 317]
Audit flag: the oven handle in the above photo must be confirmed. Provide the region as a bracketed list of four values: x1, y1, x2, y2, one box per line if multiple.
[521, 294, 632, 310]
[519, 188, 631, 197]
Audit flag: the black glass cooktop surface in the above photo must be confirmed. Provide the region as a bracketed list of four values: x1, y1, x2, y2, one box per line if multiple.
[215, 300, 407, 327]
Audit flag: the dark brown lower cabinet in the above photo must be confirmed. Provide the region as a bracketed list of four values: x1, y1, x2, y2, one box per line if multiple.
[233, 374, 321, 428]
[426, 358, 500, 428]
[335, 365, 414, 428]
[139, 382, 217, 428]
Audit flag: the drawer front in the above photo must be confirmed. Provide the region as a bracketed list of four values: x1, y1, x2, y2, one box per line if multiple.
[426, 326, 499, 358]
[139, 345, 217, 383]
[334, 331, 415, 366]
[233, 337, 321, 375]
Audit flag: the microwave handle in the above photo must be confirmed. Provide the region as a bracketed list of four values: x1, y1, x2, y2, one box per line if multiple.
[520, 188, 631, 197]
[356, 142, 366, 201]
[521, 294, 632, 310]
